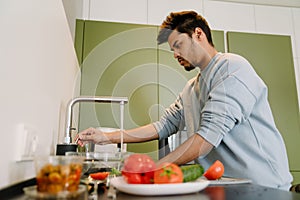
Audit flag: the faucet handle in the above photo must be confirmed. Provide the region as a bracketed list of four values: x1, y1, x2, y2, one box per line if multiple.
[64, 127, 77, 144]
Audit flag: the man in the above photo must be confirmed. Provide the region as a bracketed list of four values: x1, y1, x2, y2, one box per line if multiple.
[76, 11, 292, 190]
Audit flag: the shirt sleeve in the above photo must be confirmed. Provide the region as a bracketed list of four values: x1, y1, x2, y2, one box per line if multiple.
[152, 94, 185, 140]
[198, 75, 257, 147]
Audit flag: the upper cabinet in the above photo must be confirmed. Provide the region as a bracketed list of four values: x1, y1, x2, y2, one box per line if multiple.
[75, 20, 159, 159]
[78, 21, 158, 128]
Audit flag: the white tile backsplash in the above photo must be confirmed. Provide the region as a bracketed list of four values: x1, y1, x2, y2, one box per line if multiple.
[89, 0, 148, 24]
[203, 0, 255, 32]
[254, 5, 294, 35]
[147, 0, 203, 25]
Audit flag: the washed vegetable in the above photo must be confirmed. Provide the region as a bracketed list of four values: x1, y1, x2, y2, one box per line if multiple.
[110, 167, 121, 176]
[180, 164, 204, 182]
[122, 154, 156, 184]
[203, 160, 224, 180]
[154, 162, 183, 184]
[90, 172, 110, 180]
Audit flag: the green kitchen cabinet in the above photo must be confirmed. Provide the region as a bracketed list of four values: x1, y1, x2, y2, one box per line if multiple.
[75, 20, 159, 159]
[227, 32, 300, 184]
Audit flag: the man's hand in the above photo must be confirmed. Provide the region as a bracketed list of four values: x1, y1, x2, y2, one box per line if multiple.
[75, 127, 111, 147]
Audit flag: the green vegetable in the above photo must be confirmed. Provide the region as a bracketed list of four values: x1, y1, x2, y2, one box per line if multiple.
[110, 167, 121, 176]
[180, 164, 204, 182]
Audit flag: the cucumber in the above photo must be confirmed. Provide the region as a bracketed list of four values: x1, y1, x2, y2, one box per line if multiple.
[180, 164, 204, 182]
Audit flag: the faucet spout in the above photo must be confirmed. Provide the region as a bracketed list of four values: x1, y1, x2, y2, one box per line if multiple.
[64, 96, 128, 144]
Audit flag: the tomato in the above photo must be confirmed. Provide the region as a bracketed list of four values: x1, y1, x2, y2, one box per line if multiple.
[154, 162, 183, 184]
[122, 154, 156, 173]
[203, 160, 224, 180]
[90, 172, 110, 180]
[122, 170, 154, 184]
[123, 173, 142, 184]
[122, 154, 156, 184]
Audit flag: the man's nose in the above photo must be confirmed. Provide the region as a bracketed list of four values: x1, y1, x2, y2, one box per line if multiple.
[174, 51, 180, 58]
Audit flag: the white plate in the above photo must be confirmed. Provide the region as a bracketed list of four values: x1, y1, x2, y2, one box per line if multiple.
[110, 176, 210, 196]
[203, 177, 252, 185]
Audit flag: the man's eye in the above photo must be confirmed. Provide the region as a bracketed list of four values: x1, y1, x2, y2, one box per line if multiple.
[174, 43, 180, 49]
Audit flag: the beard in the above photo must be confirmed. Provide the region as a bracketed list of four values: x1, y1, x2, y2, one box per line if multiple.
[178, 57, 196, 71]
[184, 65, 196, 71]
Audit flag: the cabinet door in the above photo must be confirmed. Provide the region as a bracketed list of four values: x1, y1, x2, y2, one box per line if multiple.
[77, 20, 159, 159]
[227, 32, 300, 182]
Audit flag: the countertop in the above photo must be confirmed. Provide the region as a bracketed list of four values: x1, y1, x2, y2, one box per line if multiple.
[9, 182, 300, 200]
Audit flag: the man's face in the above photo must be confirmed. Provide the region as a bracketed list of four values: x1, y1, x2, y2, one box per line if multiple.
[176, 56, 195, 71]
[168, 30, 197, 71]
[168, 29, 211, 72]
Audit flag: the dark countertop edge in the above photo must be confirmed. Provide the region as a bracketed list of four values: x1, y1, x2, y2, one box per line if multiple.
[0, 178, 36, 199]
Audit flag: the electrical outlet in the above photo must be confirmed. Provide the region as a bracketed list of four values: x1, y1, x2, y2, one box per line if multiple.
[15, 123, 38, 162]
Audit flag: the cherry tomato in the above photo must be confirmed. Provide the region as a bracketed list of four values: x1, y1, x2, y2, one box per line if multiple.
[90, 172, 110, 180]
[203, 160, 224, 180]
[122, 154, 156, 184]
[154, 162, 183, 184]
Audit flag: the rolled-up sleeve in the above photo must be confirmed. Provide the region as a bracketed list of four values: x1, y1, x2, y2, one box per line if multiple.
[152, 94, 185, 140]
[198, 75, 257, 147]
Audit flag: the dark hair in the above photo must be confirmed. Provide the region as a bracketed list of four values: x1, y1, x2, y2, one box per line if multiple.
[157, 11, 214, 47]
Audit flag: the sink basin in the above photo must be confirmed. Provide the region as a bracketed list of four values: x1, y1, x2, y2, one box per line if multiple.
[66, 151, 130, 178]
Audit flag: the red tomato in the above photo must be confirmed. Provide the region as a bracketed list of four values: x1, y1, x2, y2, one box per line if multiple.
[154, 162, 183, 184]
[203, 160, 224, 180]
[90, 172, 110, 180]
[123, 173, 142, 184]
[122, 154, 156, 184]
[122, 154, 156, 173]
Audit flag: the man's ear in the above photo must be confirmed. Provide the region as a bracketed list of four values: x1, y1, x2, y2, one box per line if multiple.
[194, 27, 206, 42]
[194, 27, 202, 38]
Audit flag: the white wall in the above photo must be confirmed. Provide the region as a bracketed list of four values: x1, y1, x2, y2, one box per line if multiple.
[0, 0, 80, 189]
[64, 0, 300, 106]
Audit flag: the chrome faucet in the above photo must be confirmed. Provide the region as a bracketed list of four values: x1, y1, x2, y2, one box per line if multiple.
[63, 96, 128, 145]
